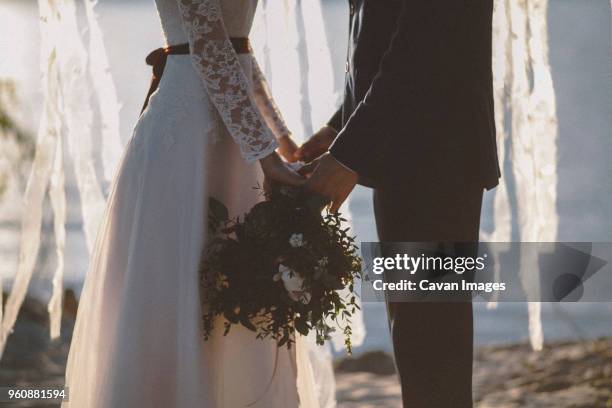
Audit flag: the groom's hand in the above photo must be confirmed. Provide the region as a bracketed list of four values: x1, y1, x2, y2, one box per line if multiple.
[294, 125, 338, 162]
[304, 153, 358, 213]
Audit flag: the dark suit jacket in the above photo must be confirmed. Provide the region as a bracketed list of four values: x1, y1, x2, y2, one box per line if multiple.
[328, 0, 501, 190]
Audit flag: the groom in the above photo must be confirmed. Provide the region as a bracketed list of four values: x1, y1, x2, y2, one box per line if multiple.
[299, 1, 500, 406]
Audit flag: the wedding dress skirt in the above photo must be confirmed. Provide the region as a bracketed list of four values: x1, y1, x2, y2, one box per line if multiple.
[62, 54, 313, 407]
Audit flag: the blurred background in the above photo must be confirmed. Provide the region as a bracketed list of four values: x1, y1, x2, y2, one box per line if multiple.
[0, 0, 611, 406]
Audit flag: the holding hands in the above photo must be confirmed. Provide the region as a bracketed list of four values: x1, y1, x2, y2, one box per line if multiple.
[301, 153, 358, 213]
[294, 125, 338, 162]
[277, 135, 300, 163]
[260, 126, 358, 213]
[298, 125, 358, 213]
[260, 151, 304, 188]
[259, 133, 302, 190]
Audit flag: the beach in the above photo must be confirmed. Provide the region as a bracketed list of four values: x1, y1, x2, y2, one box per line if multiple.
[336, 338, 612, 407]
[2, 0, 612, 358]
[1, 295, 611, 407]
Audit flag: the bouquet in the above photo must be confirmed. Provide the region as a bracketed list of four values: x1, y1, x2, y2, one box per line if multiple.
[200, 186, 362, 352]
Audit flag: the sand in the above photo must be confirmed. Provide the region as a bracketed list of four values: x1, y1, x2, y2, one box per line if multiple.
[335, 338, 612, 407]
[1, 295, 610, 407]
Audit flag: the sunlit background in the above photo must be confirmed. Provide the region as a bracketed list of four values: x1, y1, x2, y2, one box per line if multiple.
[1, 0, 611, 360]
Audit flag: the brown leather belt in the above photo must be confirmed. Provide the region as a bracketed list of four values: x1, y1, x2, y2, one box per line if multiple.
[141, 38, 252, 114]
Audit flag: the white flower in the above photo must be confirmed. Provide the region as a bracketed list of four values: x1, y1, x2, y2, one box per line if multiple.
[278, 264, 304, 291]
[276, 264, 311, 304]
[289, 233, 305, 248]
[298, 292, 312, 305]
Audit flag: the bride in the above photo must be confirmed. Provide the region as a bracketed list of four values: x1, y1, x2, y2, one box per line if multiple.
[62, 0, 321, 406]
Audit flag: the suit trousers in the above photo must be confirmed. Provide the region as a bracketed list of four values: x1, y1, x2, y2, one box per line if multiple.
[373, 181, 484, 408]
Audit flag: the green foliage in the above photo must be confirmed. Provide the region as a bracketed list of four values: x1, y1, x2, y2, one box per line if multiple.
[200, 186, 363, 353]
[0, 79, 34, 200]
[0, 80, 33, 154]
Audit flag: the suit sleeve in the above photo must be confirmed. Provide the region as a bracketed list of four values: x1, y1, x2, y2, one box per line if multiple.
[329, 0, 464, 179]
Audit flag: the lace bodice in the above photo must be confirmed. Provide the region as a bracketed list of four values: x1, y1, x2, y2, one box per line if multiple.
[154, 0, 291, 162]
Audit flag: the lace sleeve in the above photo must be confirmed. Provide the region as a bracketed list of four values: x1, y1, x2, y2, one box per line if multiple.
[251, 57, 292, 140]
[176, 0, 278, 162]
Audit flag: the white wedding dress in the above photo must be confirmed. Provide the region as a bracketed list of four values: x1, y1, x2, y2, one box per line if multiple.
[62, 0, 321, 407]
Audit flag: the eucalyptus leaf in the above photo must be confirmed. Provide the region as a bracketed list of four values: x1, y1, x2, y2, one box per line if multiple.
[240, 313, 257, 332]
[305, 195, 329, 213]
[209, 197, 229, 221]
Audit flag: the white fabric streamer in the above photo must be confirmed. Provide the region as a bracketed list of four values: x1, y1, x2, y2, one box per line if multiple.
[253, 1, 303, 138]
[510, 0, 542, 349]
[487, 0, 559, 350]
[58, 0, 106, 253]
[0, 0, 63, 356]
[527, 0, 558, 244]
[47, 0, 106, 342]
[300, 0, 337, 133]
[83, 0, 124, 186]
[1, 0, 110, 355]
[485, 0, 513, 309]
[48, 136, 67, 339]
[526, 0, 558, 351]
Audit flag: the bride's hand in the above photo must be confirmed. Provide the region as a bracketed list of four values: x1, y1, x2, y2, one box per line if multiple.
[277, 135, 299, 163]
[260, 151, 305, 188]
[294, 125, 338, 162]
